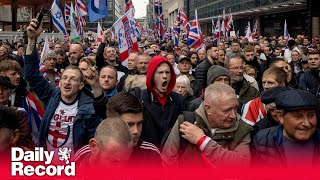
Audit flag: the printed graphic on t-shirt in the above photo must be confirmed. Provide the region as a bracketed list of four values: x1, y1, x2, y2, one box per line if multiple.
[47, 101, 78, 150]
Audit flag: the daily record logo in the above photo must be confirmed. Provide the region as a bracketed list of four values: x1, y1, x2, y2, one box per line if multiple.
[11, 147, 75, 176]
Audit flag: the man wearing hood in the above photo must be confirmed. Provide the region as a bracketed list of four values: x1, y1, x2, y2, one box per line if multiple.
[135, 56, 185, 148]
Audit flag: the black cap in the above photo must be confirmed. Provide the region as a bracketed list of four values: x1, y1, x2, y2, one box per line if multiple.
[0, 106, 20, 130]
[275, 89, 319, 111]
[0, 76, 14, 89]
[261, 87, 292, 104]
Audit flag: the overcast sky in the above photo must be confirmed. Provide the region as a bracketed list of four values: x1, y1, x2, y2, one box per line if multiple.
[133, 0, 148, 18]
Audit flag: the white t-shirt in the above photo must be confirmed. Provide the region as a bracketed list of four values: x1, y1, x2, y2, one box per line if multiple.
[46, 100, 78, 163]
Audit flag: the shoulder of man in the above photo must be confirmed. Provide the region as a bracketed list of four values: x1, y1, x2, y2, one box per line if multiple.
[73, 144, 91, 163]
[251, 126, 278, 146]
[139, 140, 161, 157]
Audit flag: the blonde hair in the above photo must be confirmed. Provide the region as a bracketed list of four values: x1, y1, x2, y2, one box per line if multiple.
[125, 75, 146, 91]
[175, 75, 193, 96]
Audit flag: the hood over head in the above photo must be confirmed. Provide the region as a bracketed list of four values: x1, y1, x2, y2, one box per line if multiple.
[146, 56, 176, 105]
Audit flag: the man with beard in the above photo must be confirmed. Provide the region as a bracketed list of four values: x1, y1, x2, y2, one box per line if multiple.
[225, 40, 243, 60]
[217, 49, 225, 66]
[243, 45, 263, 87]
[194, 44, 219, 90]
[133, 56, 185, 148]
[225, 55, 260, 104]
[68, 44, 84, 66]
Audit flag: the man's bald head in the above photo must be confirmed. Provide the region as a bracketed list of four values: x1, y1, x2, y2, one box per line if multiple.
[69, 44, 84, 66]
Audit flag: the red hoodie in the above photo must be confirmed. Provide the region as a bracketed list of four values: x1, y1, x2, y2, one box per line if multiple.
[146, 56, 176, 106]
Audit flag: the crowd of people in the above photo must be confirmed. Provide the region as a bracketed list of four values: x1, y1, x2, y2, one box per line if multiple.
[0, 18, 320, 169]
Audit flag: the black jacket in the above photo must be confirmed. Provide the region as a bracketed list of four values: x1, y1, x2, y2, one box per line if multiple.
[193, 58, 213, 90]
[298, 69, 319, 95]
[133, 89, 185, 148]
[190, 76, 202, 98]
[96, 42, 128, 73]
[251, 113, 279, 139]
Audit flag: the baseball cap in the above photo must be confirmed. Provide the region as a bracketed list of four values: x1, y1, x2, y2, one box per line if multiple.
[144, 48, 155, 55]
[178, 55, 191, 63]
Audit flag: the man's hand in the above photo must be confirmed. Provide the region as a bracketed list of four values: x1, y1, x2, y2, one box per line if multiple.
[83, 67, 103, 98]
[26, 19, 42, 40]
[180, 122, 205, 145]
[83, 67, 98, 87]
[25, 19, 42, 55]
[102, 29, 111, 43]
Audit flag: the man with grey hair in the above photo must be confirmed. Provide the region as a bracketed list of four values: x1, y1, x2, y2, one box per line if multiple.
[162, 82, 252, 168]
[74, 117, 133, 168]
[225, 54, 259, 104]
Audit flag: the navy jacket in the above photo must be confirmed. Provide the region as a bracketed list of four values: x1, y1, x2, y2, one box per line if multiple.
[251, 125, 320, 167]
[24, 49, 101, 152]
[298, 69, 319, 95]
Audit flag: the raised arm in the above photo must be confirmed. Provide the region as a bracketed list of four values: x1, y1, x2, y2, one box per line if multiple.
[96, 29, 111, 72]
[24, 19, 54, 107]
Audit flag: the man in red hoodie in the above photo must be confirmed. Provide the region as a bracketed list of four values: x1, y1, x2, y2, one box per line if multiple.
[135, 56, 185, 148]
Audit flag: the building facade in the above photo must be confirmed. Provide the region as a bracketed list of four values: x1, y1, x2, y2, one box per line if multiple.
[146, 0, 154, 29]
[183, 0, 319, 38]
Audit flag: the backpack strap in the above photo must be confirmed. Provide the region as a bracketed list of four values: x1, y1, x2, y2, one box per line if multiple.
[178, 111, 196, 156]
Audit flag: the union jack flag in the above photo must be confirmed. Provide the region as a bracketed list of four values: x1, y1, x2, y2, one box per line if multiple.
[23, 92, 45, 144]
[125, 0, 133, 12]
[75, 2, 85, 37]
[64, 3, 71, 25]
[213, 17, 221, 45]
[179, 7, 191, 33]
[134, 18, 142, 37]
[154, 0, 165, 41]
[187, 9, 204, 51]
[165, 27, 172, 39]
[173, 12, 180, 49]
[227, 13, 233, 31]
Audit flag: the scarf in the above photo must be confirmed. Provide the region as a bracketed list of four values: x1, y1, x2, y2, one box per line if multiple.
[39, 64, 61, 87]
